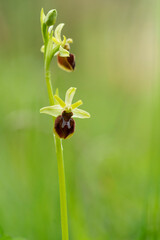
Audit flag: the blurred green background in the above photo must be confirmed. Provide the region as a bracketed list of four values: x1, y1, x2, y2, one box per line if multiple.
[0, 0, 159, 239]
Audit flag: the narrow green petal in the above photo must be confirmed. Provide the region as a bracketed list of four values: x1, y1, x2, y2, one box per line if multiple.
[65, 87, 76, 105]
[59, 46, 69, 57]
[71, 100, 83, 109]
[54, 95, 66, 108]
[40, 105, 62, 117]
[62, 35, 67, 46]
[66, 38, 73, 44]
[52, 37, 59, 44]
[55, 88, 59, 96]
[72, 108, 90, 118]
[55, 23, 64, 42]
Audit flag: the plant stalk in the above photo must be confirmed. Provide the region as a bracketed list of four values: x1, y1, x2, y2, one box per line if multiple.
[54, 136, 69, 240]
[45, 64, 69, 240]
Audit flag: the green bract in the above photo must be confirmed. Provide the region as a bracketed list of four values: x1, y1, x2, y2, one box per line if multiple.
[40, 87, 90, 119]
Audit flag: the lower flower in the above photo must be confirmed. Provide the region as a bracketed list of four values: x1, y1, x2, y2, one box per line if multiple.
[40, 87, 90, 140]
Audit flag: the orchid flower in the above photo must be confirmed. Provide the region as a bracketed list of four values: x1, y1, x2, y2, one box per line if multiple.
[40, 87, 90, 139]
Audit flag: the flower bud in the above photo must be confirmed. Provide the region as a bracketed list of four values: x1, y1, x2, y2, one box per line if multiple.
[54, 111, 75, 139]
[45, 9, 57, 26]
[57, 53, 75, 72]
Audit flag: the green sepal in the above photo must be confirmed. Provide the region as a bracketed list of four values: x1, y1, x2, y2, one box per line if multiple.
[65, 87, 76, 105]
[40, 105, 63, 117]
[55, 23, 64, 42]
[44, 9, 57, 26]
[72, 108, 90, 118]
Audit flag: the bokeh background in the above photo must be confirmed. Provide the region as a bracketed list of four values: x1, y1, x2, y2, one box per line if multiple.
[0, 0, 159, 239]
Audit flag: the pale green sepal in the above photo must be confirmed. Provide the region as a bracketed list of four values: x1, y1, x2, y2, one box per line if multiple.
[40, 105, 62, 117]
[65, 87, 76, 105]
[71, 100, 83, 109]
[55, 23, 64, 42]
[72, 108, 90, 118]
[54, 95, 66, 108]
[40, 45, 44, 53]
[59, 46, 69, 57]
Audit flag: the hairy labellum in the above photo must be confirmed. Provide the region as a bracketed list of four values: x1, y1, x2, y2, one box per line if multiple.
[54, 111, 75, 139]
[57, 54, 75, 72]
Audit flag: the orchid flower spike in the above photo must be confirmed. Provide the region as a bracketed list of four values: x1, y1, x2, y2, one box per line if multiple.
[40, 8, 75, 72]
[40, 87, 90, 139]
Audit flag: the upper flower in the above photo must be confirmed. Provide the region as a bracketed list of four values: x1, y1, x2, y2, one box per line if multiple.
[40, 87, 90, 119]
[40, 8, 75, 71]
[52, 23, 73, 57]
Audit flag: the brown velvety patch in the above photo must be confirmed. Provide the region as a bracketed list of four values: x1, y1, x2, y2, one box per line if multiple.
[54, 111, 75, 139]
[57, 54, 75, 72]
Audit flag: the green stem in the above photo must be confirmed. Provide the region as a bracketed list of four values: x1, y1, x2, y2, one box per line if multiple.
[45, 63, 69, 240]
[45, 65, 54, 105]
[55, 136, 69, 240]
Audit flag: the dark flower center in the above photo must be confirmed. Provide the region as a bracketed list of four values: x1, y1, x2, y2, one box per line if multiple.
[54, 111, 75, 139]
